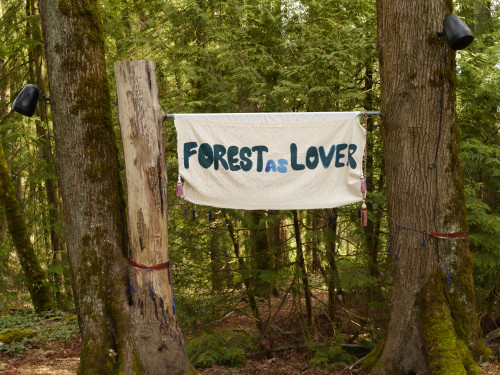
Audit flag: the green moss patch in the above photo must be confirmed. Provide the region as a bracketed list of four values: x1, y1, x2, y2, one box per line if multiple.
[0, 328, 36, 344]
[419, 272, 481, 375]
[361, 337, 384, 373]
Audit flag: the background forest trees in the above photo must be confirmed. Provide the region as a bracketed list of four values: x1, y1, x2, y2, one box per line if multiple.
[0, 0, 498, 372]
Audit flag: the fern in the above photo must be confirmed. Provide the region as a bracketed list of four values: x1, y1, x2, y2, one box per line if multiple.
[186, 329, 253, 368]
[308, 342, 358, 370]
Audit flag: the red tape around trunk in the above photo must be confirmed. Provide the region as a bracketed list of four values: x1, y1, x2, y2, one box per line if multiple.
[128, 259, 170, 270]
[425, 231, 468, 239]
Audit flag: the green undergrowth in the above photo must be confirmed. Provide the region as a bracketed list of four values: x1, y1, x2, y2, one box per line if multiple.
[176, 292, 239, 334]
[186, 329, 255, 368]
[0, 309, 79, 355]
[306, 334, 373, 371]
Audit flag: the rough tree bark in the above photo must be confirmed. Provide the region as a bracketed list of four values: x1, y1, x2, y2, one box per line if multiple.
[26, 0, 69, 309]
[39, 2, 188, 374]
[115, 60, 189, 374]
[364, 0, 488, 373]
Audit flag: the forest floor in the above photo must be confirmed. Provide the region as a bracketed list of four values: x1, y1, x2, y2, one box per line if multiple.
[1, 336, 499, 375]
[0, 291, 499, 374]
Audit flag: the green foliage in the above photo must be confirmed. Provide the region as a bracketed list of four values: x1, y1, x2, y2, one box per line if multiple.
[307, 341, 358, 371]
[337, 257, 378, 291]
[176, 292, 237, 333]
[457, 1, 500, 320]
[0, 1, 498, 369]
[0, 309, 79, 355]
[186, 329, 254, 368]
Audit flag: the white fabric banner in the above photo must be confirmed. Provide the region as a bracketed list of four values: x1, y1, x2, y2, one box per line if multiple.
[175, 112, 366, 210]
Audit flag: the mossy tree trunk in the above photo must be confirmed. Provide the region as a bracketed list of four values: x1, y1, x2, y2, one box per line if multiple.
[365, 0, 487, 373]
[0, 139, 53, 312]
[39, 2, 189, 374]
[26, 0, 69, 310]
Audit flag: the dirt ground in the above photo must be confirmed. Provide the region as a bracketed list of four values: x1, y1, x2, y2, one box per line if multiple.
[0, 339, 80, 375]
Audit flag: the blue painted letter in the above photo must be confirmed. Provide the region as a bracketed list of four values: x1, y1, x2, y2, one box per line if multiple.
[319, 145, 335, 168]
[290, 143, 305, 170]
[265, 160, 277, 172]
[252, 146, 269, 172]
[184, 142, 198, 169]
[198, 143, 213, 169]
[240, 147, 253, 171]
[335, 143, 347, 168]
[227, 146, 241, 171]
[347, 144, 357, 169]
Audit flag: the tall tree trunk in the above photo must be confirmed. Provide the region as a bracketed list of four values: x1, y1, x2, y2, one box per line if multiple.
[224, 212, 262, 331]
[267, 210, 286, 278]
[365, 0, 487, 373]
[209, 225, 224, 291]
[362, 64, 383, 302]
[26, 0, 68, 309]
[292, 210, 312, 327]
[39, 3, 189, 374]
[248, 210, 276, 297]
[324, 209, 342, 321]
[0, 138, 52, 312]
[115, 60, 189, 374]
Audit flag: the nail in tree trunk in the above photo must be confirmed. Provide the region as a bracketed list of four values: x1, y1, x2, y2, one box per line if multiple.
[364, 0, 488, 373]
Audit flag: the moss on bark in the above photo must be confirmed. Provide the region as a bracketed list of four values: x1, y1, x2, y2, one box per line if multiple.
[362, 338, 385, 373]
[417, 271, 481, 375]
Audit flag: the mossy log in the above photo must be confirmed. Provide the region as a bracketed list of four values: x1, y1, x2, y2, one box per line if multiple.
[0, 328, 36, 344]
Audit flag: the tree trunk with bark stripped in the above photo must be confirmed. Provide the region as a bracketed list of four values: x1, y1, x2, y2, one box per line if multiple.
[115, 60, 189, 374]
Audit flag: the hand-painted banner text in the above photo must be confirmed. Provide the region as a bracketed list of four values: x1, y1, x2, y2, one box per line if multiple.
[175, 112, 366, 210]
